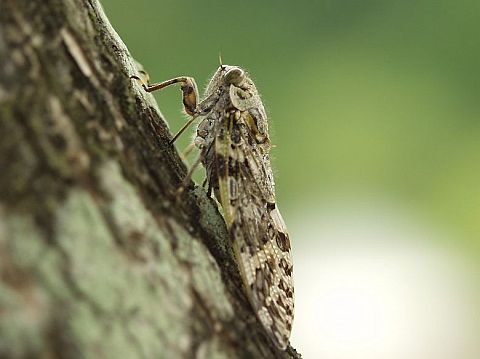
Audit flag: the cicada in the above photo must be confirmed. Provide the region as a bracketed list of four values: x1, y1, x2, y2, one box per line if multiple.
[134, 64, 294, 349]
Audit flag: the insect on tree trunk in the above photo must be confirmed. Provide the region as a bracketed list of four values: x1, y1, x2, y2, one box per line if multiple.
[0, 1, 302, 358]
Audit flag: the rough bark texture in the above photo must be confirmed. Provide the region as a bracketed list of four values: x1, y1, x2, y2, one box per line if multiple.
[0, 1, 302, 358]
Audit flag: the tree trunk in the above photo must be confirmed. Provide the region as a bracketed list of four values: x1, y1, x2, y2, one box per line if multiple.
[0, 1, 301, 358]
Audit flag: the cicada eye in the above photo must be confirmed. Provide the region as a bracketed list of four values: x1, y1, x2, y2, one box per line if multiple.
[225, 67, 245, 86]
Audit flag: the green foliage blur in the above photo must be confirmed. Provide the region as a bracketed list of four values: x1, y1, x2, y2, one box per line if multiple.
[101, 0, 480, 253]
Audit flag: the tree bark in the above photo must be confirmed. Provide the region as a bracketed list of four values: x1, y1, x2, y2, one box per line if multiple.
[0, 1, 301, 358]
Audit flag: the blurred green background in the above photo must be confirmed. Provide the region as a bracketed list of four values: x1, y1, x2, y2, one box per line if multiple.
[101, 1, 480, 357]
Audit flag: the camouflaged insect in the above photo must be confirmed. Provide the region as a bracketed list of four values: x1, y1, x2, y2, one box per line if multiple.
[135, 65, 294, 349]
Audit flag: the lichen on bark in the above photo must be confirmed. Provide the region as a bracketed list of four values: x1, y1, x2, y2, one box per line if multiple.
[0, 0, 301, 358]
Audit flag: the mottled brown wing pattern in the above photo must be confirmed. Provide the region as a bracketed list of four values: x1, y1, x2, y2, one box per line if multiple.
[214, 108, 294, 349]
[143, 64, 295, 349]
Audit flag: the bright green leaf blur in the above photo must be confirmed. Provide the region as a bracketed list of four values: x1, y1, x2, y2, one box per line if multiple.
[101, 1, 480, 357]
[102, 0, 480, 251]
